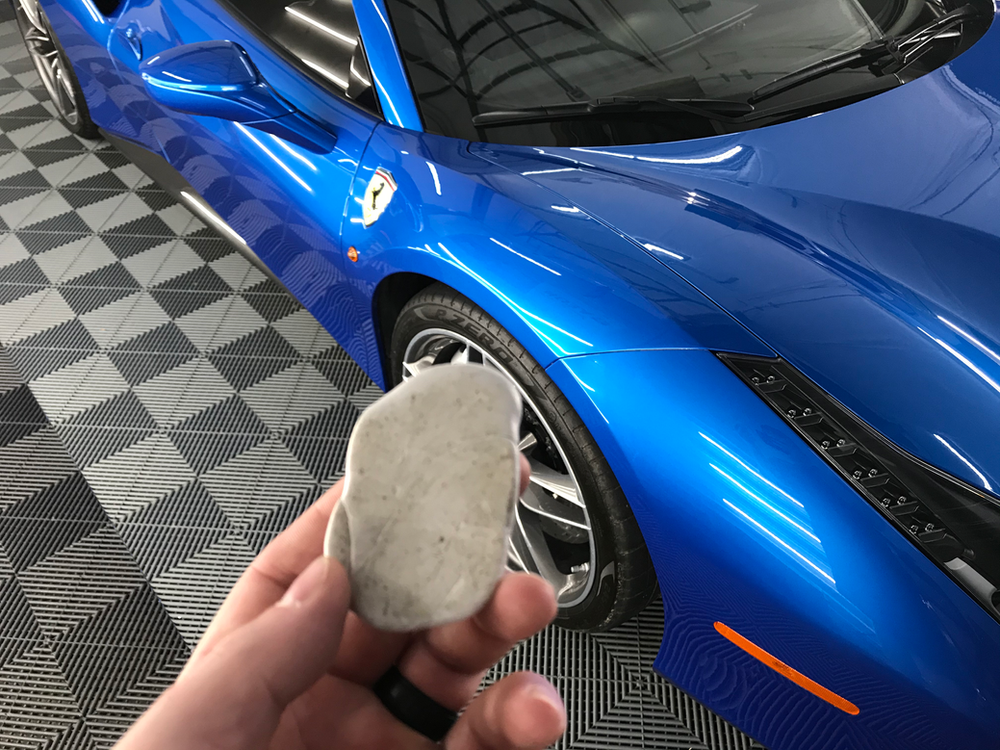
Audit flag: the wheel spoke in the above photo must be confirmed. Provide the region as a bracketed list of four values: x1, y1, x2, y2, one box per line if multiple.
[514, 511, 590, 601]
[518, 432, 538, 452]
[56, 65, 73, 101]
[449, 345, 470, 365]
[519, 484, 589, 529]
[506, 534, 529, 572]
[513, 512, 558, 580]
[401, 354, 436, 380]
[528, 458, 581, 506]
[507, 521, 536, 573]
[42, 54, 61, 96]
[19, 0, 44, 33]
[37, 57, 56, 92]
[23, 28, 48, 46]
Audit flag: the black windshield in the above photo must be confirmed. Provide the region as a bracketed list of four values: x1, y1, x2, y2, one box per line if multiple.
[383, 0, 991, 146]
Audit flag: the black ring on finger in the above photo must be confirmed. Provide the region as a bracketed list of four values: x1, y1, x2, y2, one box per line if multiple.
[373, 665, 459, 742]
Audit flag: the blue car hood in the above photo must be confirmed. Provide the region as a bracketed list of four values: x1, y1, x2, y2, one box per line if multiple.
[473, 11, 1000, 497]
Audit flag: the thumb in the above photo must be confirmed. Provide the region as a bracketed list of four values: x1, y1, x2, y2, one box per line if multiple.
[116, 557, 350, 750]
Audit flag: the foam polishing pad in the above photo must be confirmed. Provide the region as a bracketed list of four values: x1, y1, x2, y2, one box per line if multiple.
[324, 364, 522, 631]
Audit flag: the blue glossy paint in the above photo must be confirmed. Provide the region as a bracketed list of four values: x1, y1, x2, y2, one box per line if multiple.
[548, 349, 1000, 750]
[46, 0, 1000, 747]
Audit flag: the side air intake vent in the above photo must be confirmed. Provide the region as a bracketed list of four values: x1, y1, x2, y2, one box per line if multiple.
[720, 353, 1000, 623]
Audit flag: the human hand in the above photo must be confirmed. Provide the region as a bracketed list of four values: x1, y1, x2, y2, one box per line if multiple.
[114, 455, 566, 750]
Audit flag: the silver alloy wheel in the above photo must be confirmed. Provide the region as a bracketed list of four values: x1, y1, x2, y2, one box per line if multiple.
[402, 328, 596, 608]
[14, 0, 80, 126]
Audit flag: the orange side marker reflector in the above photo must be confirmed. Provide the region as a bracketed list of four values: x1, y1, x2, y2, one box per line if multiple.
[714, 621, 860, 716]
[347, 246, 359, 262]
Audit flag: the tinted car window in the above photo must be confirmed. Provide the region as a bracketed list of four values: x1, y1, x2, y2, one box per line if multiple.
[222, 0, 379, 114]
[384, 0, 991, 146]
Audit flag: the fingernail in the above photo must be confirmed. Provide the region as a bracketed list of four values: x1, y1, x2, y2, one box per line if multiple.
[530, 683, 567, 737]
[527, 682, 564, 714]
[278, 557, 328, 608]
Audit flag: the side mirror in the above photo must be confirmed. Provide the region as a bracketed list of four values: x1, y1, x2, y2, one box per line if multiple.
[139, 40, 337, 153]
[140, 40, 291, 121]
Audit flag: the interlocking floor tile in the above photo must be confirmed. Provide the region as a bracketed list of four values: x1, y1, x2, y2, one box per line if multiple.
[0, 14, 762, 749]
[120, 238, 202, 288]
[82, 434, 196, 523]
[132, 357, 234, 428]
[0, 286, 75, 345]
[4, 318, 100, 381]
[33, 235, 118, 284]
[79, 291, 170, 348]
[27, 352, 129, 422]
[174, 295, 267, 353]
[0, 428, 77, 512]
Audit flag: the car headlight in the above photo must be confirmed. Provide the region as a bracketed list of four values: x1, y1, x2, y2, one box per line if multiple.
[720, 354, 1000, 622]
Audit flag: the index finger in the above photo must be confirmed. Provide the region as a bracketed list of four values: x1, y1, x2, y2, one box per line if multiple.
[184, 478, 344, 670]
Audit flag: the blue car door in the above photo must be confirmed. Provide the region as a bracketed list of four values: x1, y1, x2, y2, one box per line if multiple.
[103, 0, 381, 370]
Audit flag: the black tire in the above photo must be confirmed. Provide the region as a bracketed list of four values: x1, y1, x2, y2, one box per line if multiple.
[390, 283, 657, 631]
[12, 0, 100, 139]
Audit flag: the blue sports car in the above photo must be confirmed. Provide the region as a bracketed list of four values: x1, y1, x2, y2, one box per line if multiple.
[16, 0, 1000, 746]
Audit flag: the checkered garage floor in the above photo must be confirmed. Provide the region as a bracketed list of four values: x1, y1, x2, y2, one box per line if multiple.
[0, 11, 765, 750]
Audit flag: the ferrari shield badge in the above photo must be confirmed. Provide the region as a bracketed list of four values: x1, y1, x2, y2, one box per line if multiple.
[362, 168, 397, 227]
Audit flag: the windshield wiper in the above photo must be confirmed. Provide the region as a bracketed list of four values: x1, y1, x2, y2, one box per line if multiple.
[749, 4, 982, 105]
[471, 96, 755, 128]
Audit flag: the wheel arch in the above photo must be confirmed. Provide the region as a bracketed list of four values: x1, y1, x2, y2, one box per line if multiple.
[372, 271, 437, 387]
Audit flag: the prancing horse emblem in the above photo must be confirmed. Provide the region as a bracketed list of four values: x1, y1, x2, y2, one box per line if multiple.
[362, 168, 397, 227]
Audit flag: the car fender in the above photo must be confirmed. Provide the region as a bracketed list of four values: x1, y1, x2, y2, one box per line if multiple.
[547, 347, 1000, 750]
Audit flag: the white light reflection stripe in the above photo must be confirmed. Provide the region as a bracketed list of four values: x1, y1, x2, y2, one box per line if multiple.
[522, 168, 575, 176]
[700, 432, 804, 507]
[489, 238, 561, 276]
[643, 243, 685, 261]
[436, 242, 590, 349]
[302, 59, 349, 89]
[937, 316, 1000, 367]
[571, 145, 744, 165]
[711, 464, 820, 543]
[426, 162, 441, 195]
[934, 435, 993, 491]
[724, 499, 836, 585]
[286, 6, 357, 46]
[234, 124, 312, 192]
[270, 135, 318, 171]
[918, 327, 1000, 396]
